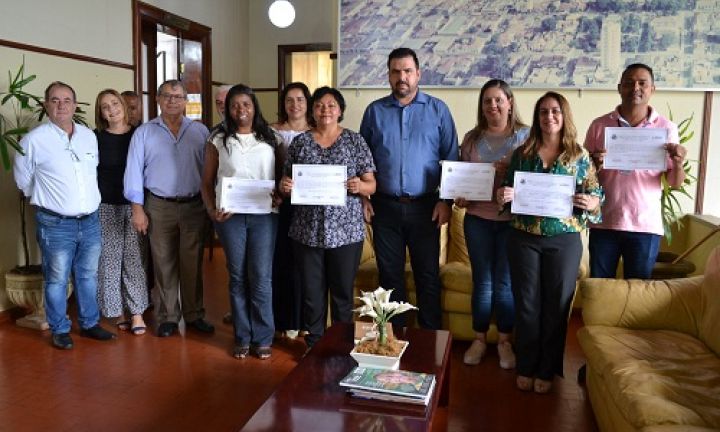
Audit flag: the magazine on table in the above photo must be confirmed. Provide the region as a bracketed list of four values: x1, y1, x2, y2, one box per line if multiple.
[339, 366, 435, 402]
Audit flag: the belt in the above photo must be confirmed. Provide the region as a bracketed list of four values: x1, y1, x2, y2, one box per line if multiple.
[375, 192, 437, 203]
[149, 191, 201, 203]
[37, 207, 93, 220]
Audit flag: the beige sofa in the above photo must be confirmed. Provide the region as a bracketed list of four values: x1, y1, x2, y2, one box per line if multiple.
[355, 206, 589, 341]
[577, 247, 720, 431]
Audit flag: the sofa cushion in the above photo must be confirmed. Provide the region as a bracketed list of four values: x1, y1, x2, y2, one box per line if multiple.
[579, 325, 720, 429]
[446, 206, 469, 265]
[699, 247, 720, 357]
[581, 277, 704, 335]
[439, 261, 472, 296]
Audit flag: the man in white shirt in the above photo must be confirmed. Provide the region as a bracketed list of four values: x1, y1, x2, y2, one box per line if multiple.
[14, 81, 116, 349]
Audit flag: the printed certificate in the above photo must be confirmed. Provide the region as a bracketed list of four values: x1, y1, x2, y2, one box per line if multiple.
[218, 178, 274, 214]
[604, 127, 668, 171]
[439, 161, 495, 201]
[511, 172, 575, 219]
[291, 164, 347, 206]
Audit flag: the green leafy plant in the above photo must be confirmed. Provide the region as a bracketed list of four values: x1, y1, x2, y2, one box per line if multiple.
[0, 58, 42, 170]
[661, 108, 697, 244]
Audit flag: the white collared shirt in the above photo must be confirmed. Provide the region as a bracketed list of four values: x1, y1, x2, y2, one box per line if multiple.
[14, 121, 101, 216]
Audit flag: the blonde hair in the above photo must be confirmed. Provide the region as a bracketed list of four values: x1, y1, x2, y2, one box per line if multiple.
[94, 89, 129, 131]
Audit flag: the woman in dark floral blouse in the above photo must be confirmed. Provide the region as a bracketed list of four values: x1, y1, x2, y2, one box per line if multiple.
[497, 92, 602, 394]
[280, 86, 376, 349]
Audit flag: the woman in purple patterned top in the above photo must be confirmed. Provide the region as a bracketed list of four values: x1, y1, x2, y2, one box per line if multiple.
[280, 86, 376, 349]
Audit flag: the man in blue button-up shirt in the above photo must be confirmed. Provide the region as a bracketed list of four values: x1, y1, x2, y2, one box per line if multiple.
[360, 48, 458, 330]
[124, 79, 214, 338]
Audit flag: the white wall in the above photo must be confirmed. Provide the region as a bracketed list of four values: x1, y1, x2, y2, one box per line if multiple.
[0, 0, 248, 311]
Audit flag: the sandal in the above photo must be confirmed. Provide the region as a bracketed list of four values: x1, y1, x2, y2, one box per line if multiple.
[131, 326, 147, 336]
[233, 345, 250, 359]
[516, 375, 534, 392]
[534, 379, 553, 394]
[116, 320, 131, 331]
[255, 346, 272, 360]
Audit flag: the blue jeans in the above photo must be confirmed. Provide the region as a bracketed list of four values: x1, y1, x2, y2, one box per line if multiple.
[36, 210, 102, 334]
[463, 214, 514, 334]
[215, 213, 277, 347]
[589, 229, 661, 279]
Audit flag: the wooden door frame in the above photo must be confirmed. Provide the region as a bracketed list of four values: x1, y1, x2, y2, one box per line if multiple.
[277, 43, 334, 114]
[132, 0, 213, 127]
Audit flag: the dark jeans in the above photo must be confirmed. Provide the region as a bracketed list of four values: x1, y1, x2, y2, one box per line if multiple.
[589, 228, 661, 279]
[371, 195, 442, 329]
[294, 240, 363, 347]
[508, 229, 582, 380]
[463, 214, 513, 334]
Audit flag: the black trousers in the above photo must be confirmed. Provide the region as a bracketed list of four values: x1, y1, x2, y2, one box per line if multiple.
[294, 240, 363, 347]
[371, 194, 442, 329]
[507, 229, 582, 380]
[272, 201, 302, 331]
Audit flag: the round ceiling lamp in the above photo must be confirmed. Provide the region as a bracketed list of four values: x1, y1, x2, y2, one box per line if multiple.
[268, 0, 296, 28]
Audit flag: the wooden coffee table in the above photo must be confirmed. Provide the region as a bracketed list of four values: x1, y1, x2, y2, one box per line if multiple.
[241, 322, 452, 432]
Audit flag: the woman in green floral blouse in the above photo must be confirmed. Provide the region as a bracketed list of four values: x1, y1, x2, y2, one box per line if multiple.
[496, 92, 602, 394]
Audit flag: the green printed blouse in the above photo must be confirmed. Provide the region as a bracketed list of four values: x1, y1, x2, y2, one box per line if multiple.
[503, 147, 603, 236]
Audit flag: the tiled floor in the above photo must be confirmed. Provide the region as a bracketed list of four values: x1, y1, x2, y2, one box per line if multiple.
[0, 248, 598, 431]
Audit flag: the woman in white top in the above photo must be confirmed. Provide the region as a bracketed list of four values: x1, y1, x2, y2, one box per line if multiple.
[269, 82, 312, 340]
[201, 84, 283, 360]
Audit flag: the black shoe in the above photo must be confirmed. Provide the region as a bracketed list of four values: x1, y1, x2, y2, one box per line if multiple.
[52, 333, 74, 349]
[187, 318, 215, 334]
[80, 325, 117, 341]
[157, 322, 178, 337]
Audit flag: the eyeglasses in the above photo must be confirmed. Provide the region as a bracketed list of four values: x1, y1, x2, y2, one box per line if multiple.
[160, 93, 186, 102]
[65, 145, 80, 162]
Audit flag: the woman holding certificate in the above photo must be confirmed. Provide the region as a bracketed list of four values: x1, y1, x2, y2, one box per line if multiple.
[201, 84, 282, 360]
[270, 82, 312, 340]
[280, 86, 376, 349]
[455, 80, 529, 368]
[496, 92, 602, 394]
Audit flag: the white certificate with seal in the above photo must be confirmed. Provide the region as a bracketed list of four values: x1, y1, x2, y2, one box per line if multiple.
[218, 178, 274, 214]
[291, 164, 347, 206]
[604, 127, 668, 171]
[511, 172, 575, 218]
[439, 161, 495, 201]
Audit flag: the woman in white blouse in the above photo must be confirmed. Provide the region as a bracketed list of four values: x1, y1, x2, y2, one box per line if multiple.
[269, 82, 312, 340]
[201, 84, 283, 360]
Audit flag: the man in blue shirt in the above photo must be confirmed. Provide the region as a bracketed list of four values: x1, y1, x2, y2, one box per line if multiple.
[360, 48, 458, 330]
[124, 79, 214, 337]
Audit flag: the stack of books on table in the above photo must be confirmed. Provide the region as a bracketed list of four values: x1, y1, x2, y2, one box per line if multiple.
[339, 366, 436, 406]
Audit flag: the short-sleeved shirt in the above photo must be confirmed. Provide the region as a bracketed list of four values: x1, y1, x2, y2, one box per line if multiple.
[460, 127, 530, 221]
[210, 132, 276, 212]
[284, 129, 375, 248]
[96, 127, 134, 205]
[504, 147, 603, 236]
[584, 106, 678, 236]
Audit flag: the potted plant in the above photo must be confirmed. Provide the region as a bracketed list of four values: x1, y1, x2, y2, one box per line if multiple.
[652, 109, 698, 279]
[351, 287, 417, 370]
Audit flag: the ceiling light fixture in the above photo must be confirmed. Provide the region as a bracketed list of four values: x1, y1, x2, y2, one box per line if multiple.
[268, 0, 296, 28]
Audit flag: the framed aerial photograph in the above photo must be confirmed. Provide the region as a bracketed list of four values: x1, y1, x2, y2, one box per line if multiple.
[338, 0, 720, 90]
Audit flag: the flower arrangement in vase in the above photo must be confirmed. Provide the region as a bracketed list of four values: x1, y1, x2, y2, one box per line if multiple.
[351, 287, 417, 366]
